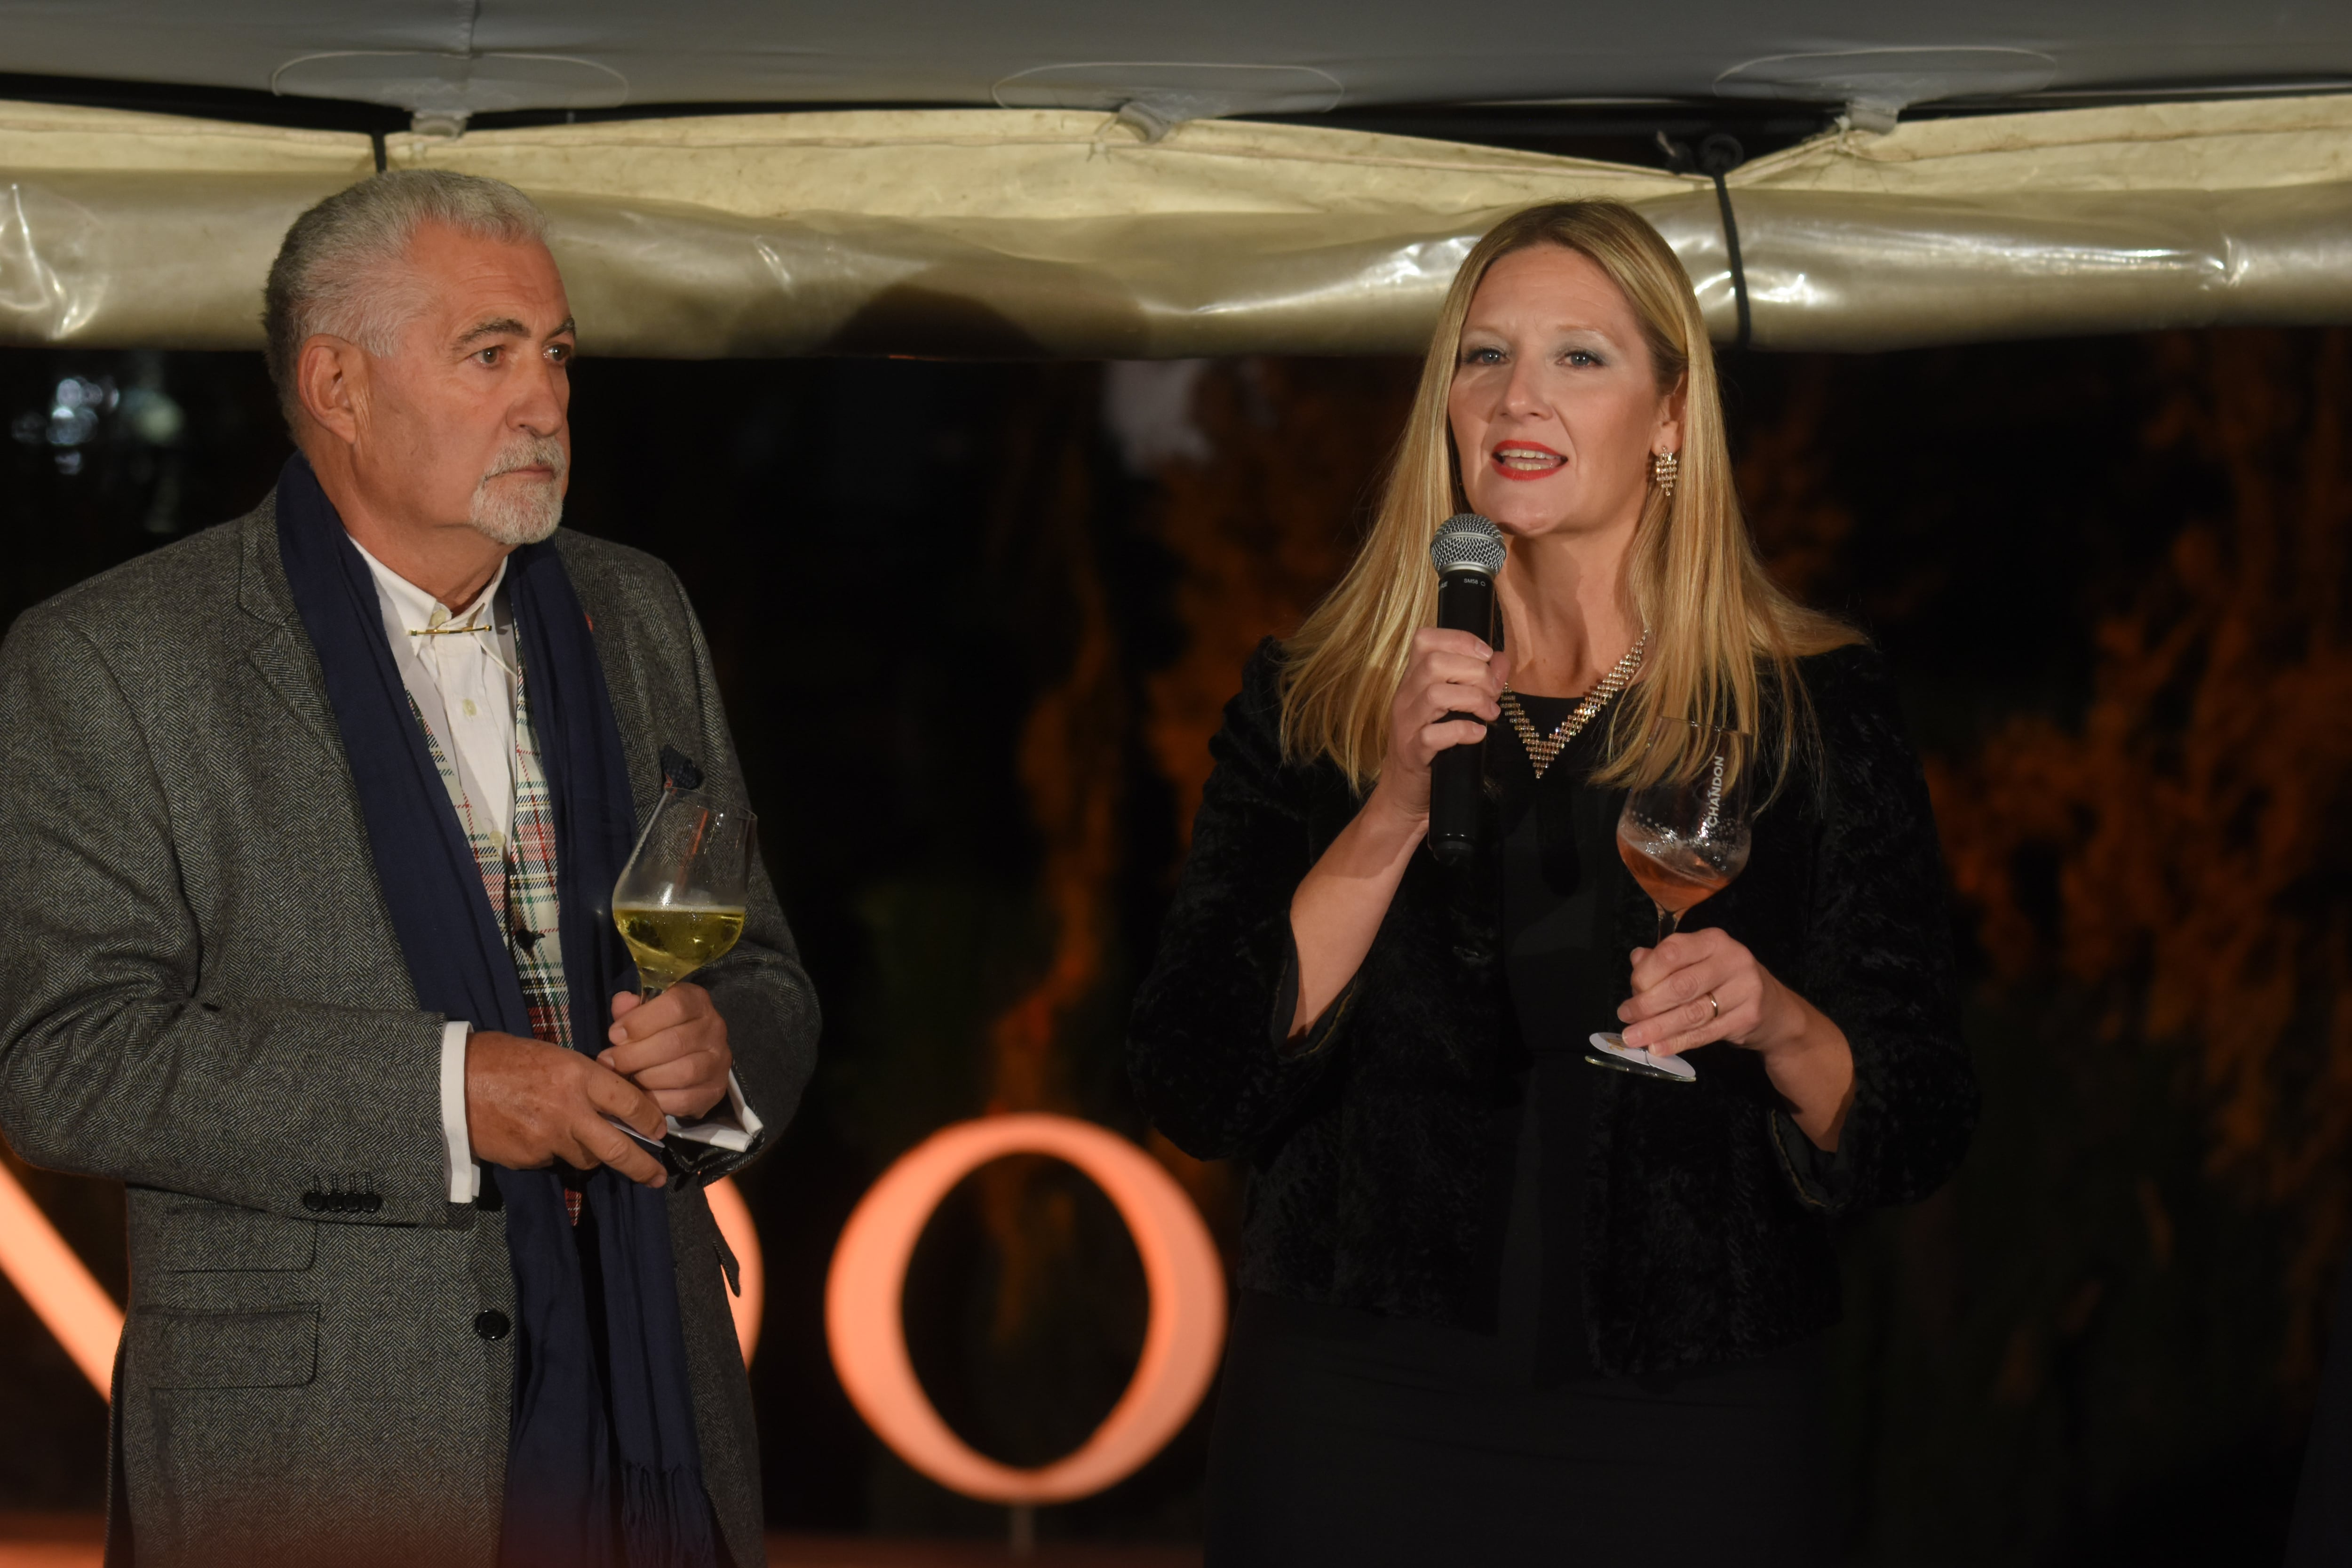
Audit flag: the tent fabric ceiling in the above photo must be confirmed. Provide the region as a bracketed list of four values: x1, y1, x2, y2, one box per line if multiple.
[4, 6, 2352, 358]
[4, 95, 2352, 358]
[0, 2, 2349, 125]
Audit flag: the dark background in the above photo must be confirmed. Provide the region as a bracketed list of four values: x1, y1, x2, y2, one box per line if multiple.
[3, 328, 2347, 1565]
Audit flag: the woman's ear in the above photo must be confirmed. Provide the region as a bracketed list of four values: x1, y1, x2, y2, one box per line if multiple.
[1654, 372, 1689, 455]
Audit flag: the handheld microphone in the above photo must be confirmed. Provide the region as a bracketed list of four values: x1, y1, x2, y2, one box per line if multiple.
[1426, 514, 1506, 868]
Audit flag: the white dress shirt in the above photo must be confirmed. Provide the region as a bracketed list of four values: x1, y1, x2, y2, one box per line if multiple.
[350, 538, 757, 1203]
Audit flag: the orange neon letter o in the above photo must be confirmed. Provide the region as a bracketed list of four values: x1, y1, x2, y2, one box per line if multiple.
[824, 1114, 1226, 1504]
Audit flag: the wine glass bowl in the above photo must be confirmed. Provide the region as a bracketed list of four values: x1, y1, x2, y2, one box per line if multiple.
[1614, 773, 1752, 942]
[1588, 730, 1753, 1084]
[611, 787, 756, 998]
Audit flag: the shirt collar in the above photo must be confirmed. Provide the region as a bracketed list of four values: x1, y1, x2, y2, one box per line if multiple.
[347, 533, 508, 634]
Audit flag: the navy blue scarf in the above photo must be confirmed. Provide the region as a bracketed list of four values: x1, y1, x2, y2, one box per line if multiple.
[274, 454, 717, 1568]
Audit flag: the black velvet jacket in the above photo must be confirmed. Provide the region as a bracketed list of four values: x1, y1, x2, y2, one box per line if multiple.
[1128, 638, 1979, 1377]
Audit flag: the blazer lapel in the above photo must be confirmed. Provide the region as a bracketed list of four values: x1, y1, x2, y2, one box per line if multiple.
[563, 553, 662, 827]
[236, 493, 341, 755]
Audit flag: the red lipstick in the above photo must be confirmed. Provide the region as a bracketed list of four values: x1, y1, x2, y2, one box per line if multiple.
[1489, 441, 1565, 483]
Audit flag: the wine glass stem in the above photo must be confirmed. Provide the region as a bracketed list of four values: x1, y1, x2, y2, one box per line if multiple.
[640, 982, 669, 1001]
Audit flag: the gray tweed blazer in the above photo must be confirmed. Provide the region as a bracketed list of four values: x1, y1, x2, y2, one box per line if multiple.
[0, 493, 820, 1568]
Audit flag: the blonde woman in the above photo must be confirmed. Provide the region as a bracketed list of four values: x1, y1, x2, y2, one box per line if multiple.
[1128, 202, 1978, 1564]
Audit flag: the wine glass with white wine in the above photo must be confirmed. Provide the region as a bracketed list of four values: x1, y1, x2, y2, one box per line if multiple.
[1586, 728, 1753, 1084]
[612, 786, 756, 998]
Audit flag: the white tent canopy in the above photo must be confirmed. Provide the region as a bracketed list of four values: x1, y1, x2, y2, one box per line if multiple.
[2, 4, 2351, 357]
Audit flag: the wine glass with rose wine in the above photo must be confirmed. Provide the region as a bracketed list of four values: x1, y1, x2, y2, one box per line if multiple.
[1586, 730, 1753, 1084]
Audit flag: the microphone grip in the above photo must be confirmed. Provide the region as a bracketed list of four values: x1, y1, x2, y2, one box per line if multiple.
[1427, 571, 1495, 868]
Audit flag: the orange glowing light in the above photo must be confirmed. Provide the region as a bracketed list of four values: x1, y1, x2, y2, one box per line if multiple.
[704, 1175, 764, 1363]
[0, 1162, 121, 1399]
[824, 1114, 1226, 1504]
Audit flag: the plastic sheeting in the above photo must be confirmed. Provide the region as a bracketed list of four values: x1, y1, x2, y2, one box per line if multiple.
[1687, 95, 2352, 348]
[5, 95, 2352, 357]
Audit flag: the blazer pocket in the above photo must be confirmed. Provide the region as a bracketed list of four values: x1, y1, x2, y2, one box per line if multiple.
[134, 1306, 318, 1390]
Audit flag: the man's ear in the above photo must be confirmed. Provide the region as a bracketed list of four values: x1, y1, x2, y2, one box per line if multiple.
[294, 335, 367, 447]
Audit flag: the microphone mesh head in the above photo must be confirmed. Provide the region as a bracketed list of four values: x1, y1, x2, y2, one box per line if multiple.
[1430, 513, 1506, 578]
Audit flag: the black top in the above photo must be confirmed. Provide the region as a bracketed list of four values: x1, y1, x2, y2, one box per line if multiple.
[1128, 638, 1979, 1377]
[1490, 695, 1615, 1380]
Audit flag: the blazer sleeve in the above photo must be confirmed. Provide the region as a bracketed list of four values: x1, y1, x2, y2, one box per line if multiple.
[1128, 642, 1353, 1162]
[657, 563, 821, 1176]
[1782, 646, 1979, 1212]
[0, 605, 453, 1225]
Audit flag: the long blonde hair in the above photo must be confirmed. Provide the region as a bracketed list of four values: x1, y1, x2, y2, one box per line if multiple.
[1279, 199, 1858, 794]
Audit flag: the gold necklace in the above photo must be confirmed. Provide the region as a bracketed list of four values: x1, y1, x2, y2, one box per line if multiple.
[1498, 629, 1649, 779]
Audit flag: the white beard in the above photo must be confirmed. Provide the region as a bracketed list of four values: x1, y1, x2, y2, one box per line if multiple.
[468, 438, 568, 546]
[469, 476, 564, 546]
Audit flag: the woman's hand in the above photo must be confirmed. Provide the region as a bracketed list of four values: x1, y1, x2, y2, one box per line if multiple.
[1286, 629, 1511, 1039]
[1369, 627, 1512, 826]
[1616, 928, 1857, 1150]
[1617, 927, 1787, 1057]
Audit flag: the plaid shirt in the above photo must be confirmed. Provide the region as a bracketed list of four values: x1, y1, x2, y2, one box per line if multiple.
[409, 648, 588, 1220]
[409, 661, 573, 1049]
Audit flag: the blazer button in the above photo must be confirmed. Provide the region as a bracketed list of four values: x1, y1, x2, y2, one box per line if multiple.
[359, 1194, 383, 1213]
[302, 1192, 326, 1212]
[474, 1310, 512, 1342]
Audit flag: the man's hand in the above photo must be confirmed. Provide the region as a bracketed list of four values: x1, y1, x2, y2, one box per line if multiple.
[465, 1030, 669, 1187]
[602, 982, 732, 1120]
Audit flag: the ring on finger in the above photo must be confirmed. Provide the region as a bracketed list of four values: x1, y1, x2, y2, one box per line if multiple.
[1705, 992, 1721, 1021]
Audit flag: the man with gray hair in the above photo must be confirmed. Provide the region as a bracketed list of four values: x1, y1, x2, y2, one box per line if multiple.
[0, 169, 817, 1568]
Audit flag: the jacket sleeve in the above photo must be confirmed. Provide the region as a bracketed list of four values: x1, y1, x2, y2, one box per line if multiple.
[0, 605, 453, 1225]
[659, 565, 820, 1178]
[1782, 646, 1979, 1212]
[1128, 643, 1353, 1161]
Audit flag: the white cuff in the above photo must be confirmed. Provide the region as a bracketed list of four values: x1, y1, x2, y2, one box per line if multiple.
[440, 1020, 482, 1203]
[665, 1071, 763, 1154]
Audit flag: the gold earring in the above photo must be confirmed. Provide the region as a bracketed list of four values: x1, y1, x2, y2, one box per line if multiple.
[1652, 449, 1679, 500]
